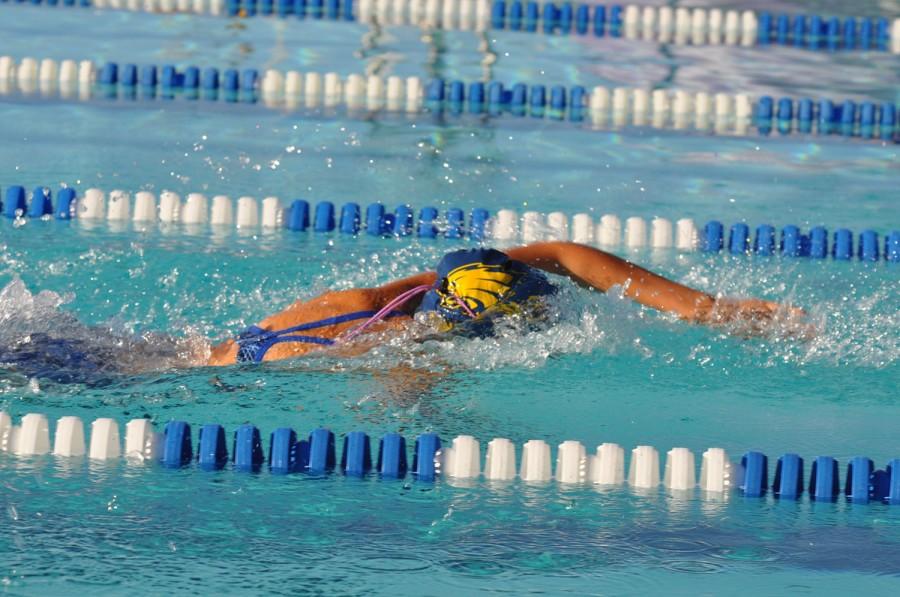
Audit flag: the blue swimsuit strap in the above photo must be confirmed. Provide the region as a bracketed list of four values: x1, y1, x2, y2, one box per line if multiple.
[236, 310, 405, 363]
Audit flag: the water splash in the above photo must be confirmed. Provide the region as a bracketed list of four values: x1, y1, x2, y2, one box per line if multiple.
[270, 251, 898, 375]
[682, 258, 900, 370]
[267, 281, 679, 375]
[0, 278, 208, 386]
[0, 242, 896, 388]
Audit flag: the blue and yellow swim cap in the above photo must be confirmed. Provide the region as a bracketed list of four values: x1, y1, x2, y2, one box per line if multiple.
[418, 248, 557, 334]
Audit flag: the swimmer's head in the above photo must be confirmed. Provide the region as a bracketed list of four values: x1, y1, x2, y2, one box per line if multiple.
[430, 248, 517, 323]
[417, 248, 557, 336]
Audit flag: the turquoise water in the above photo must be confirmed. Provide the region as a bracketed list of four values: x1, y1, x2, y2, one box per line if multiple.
[2, 2, 900, 594]
[1, 225, 899, 593]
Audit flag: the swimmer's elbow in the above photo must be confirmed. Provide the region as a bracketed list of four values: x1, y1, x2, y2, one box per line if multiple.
[509, 241, 572, 274]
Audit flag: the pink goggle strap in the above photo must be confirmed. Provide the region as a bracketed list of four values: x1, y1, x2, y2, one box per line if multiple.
[339, 284, 433, 343]
[339, 284, 480, 344]
[450, 293, 477, 318]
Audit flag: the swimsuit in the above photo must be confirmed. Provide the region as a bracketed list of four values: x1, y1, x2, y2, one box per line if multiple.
[235, 248, 556, 363]
[235, 310, 405, 363]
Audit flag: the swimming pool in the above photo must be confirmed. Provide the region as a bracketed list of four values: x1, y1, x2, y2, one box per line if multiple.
[2, 2, 899, 593]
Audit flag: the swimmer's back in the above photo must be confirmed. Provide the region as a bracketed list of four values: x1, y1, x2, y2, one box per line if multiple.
[207, 273, 435, 365]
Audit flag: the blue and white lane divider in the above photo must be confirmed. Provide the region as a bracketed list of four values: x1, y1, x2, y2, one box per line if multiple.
[9, 0, 899, 55]
[2, 57, 897, 142]
[2, 411, 900, 505]
[0, 185, 496, 237]
[488, 3, 900, 53]
[2, 185, 899, 262]
[584, 87, 895, 140]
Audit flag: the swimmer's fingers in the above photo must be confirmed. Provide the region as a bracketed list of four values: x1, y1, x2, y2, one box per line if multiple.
[755, 300, 807, 322]
[710, 298, 807, 324]
[708, 297, 815, 340]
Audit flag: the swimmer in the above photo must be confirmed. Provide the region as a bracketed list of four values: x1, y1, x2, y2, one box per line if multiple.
[208, 241, 804, 366]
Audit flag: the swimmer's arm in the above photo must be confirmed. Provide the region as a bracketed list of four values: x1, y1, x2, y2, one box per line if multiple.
[505, 241, 795, 324]
[274, 272, 438, 322]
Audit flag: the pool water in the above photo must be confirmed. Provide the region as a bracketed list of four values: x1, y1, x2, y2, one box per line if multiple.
[2, 2, 900, 594]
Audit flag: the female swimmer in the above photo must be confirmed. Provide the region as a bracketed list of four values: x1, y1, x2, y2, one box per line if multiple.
[207, 241, 803, 366]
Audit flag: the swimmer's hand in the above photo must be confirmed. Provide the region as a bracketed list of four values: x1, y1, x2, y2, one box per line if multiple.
[695, 297, 812, 338]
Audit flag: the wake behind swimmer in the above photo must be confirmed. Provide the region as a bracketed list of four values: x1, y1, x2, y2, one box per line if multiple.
[0, 278, 207, 386]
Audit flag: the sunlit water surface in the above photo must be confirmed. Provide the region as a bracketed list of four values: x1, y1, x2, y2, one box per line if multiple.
[1, 1, 899, 594]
